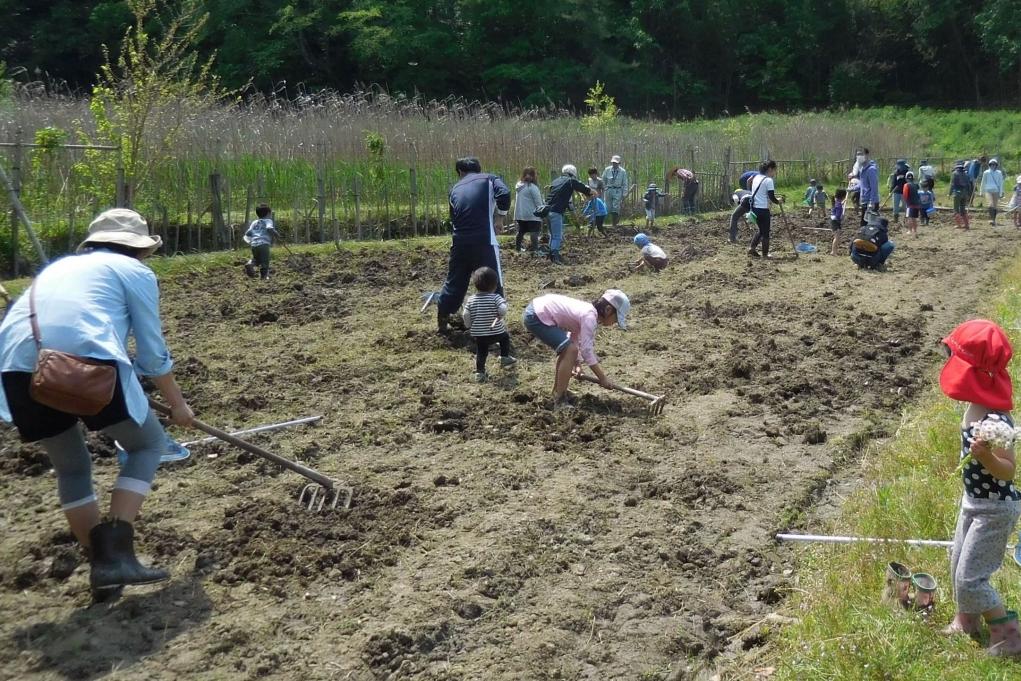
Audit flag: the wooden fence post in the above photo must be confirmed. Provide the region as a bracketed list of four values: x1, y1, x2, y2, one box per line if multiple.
[115, 153, 127, 208]
[209, 172, 226, 249]
[354, 175, 362, 240]
[316, 169, 326, 243]
[721, 147, 732, 207]
[244, 184, 253, 235]
[10, 136, 23, 276]
[410, 167, 418, 238]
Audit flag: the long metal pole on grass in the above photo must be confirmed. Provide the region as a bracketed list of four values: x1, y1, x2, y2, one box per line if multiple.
[0, 164, 49, 266]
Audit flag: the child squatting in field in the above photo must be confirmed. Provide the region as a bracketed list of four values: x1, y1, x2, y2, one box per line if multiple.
[522, 290, 630, 411]
[244, 204, 280, 280]
[940, 320, 1021, 656]
[462, 267, 515, 382]
[632, 233, 668, 272]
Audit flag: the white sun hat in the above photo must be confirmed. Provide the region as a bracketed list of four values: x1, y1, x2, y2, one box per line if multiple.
[601, 289, 630, 330]
[79, 208, 162, 256]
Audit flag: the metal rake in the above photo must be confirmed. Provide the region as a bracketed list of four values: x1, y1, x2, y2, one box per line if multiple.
[574, 374, 667, 414]
[149, 399, 353, 511]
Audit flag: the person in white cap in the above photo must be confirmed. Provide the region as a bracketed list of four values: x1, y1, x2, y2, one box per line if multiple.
[982, 159, 1005, 226]
[522, 288, 629, 411]
[0, 208, 194, 602]
[601, 155, 629, 228]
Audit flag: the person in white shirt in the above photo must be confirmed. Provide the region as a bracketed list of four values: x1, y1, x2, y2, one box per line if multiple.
[982, 159, 1006, 226]
[747, 160, 785, 259]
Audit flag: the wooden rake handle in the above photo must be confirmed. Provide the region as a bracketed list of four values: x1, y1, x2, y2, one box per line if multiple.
[149, 399, 335, 489]
[574, 373, 660, 400]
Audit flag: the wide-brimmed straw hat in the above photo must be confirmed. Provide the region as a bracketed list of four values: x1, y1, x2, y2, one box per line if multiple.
[79, 209, 162, 256]
[940, 319, 1013, 411]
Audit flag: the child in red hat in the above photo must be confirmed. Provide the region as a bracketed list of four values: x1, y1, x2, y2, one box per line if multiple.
[940, 319, 1021, 655]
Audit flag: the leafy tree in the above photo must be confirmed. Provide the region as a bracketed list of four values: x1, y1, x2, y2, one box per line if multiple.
[85, 0, 227, 205]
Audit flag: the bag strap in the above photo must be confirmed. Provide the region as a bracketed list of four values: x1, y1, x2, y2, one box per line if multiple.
[28, 285, 42, 350]
[749, 174, 766, 204]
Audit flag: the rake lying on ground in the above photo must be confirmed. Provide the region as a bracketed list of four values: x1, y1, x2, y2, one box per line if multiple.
[574, 374, 666, 414]
[149, 399, 353, 511]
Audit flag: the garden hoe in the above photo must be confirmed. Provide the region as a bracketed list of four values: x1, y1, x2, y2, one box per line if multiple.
[574, 374, 666, 414]
[149, 399, 352, 511]
[776, 200, 799, 258]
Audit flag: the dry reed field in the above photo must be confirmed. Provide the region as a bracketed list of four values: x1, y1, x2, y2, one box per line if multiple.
[0, 90, 928, 275]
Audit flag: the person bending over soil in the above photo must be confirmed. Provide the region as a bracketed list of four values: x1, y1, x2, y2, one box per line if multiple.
[523, 290, 630, 411]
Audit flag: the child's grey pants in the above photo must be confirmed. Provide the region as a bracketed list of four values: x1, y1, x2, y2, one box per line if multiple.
[950, 495, 1021, 614]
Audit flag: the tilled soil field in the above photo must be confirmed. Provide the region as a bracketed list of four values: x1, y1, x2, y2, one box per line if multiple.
[0, 210, 1016, 680]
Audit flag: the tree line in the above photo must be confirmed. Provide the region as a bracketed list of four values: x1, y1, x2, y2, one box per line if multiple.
[1, 0, 1020, 116]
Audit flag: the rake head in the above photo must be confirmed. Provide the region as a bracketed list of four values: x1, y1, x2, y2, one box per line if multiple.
[299, 483, 353, 511]
[647, 395, 667, 415]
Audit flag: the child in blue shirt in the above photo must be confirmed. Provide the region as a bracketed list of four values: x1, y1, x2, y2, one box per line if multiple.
[244, 204, 280, 280]
[919, 180, 935, 226]
[829, 188, 846, 256]
[802, 179, 818, 210]
[583, 194, 609, 237]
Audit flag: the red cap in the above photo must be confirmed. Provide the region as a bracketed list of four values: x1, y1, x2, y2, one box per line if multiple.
[939, 319, 1013, 411]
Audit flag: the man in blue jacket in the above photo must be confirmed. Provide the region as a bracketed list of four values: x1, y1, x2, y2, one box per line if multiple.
[437, 157, 511, 334]
[858, 148, 880, 226]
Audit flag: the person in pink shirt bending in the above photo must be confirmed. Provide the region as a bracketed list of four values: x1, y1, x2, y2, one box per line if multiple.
[523, 289, 630, 411]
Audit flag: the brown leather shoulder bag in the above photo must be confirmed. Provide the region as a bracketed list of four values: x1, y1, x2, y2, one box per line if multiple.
[28, 285, 117, 416]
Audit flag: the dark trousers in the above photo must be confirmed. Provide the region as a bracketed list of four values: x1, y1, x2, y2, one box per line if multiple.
[438, 243, 503, 316]
[729, 197, 750, 241]
[749, 208, 771, 255]
[516, 220, 541, 251]
[683, 196, 696, 213]
[251, 244, 271, 277]
[588, 215, 607, 235]
[474, 333, 511, 372]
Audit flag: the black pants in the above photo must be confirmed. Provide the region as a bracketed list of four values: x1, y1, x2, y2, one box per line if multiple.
[251, 244, 271, 278]
[749, 208, 771, 255]
[474, 333, 511, 372]
[2, 368, 129, 443]
[438, 243, 503, 317]
[516, 220, 541, 251]
[588, 215, 607, 235]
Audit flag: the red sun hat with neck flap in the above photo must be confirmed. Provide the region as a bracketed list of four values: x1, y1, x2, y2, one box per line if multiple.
[939, 319, 1014, 411]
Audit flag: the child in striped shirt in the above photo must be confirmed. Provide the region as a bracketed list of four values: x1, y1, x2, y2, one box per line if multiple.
[463, 267, 516, 382]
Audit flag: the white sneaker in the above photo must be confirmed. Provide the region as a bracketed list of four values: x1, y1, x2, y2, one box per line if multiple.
[474, 372, 488, 383]
[500, 356, 517, 368]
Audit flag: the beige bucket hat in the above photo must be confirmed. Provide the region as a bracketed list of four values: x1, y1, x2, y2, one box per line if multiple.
[79, 209, 162, 256]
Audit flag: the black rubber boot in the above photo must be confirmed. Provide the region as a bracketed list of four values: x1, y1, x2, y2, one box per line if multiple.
[437, 309, 449, 334]
[89, 520, 169, 592]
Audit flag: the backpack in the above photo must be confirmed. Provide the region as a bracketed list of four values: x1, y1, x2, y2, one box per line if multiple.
[852, 221, 888, 254]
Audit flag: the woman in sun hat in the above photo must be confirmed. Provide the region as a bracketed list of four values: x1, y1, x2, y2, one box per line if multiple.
[939, 319, 1021, 655]
[0, 208, 193, 602]
[522, 289, 629, 411]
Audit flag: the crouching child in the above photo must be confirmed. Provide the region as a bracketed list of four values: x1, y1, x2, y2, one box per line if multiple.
[463, 267, 515, 382]
[632, 233, 668, 272]
[523, 290, 630, 411]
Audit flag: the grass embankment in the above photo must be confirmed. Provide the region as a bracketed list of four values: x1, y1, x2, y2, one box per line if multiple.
[773, 256, 1021, 680]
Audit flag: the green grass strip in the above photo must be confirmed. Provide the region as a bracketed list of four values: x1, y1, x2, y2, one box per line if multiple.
[774, 256, 1021, 680]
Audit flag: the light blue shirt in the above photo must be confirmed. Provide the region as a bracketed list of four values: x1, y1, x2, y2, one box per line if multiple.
[0, 250, 173, 425]
[245, 218, 278, 247]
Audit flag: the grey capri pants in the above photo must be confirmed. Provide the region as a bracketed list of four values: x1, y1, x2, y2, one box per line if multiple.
[40, 411, 167, 510]
[950, 495, 1021, 614]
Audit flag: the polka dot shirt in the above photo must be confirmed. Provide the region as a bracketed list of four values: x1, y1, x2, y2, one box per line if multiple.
[961, 412, 1021, 501]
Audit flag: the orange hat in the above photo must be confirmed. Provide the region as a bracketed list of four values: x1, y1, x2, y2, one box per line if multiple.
[939, 319, 1013, 411]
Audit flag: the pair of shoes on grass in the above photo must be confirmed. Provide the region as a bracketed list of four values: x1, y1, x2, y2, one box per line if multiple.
[883, 561, 936, 617]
